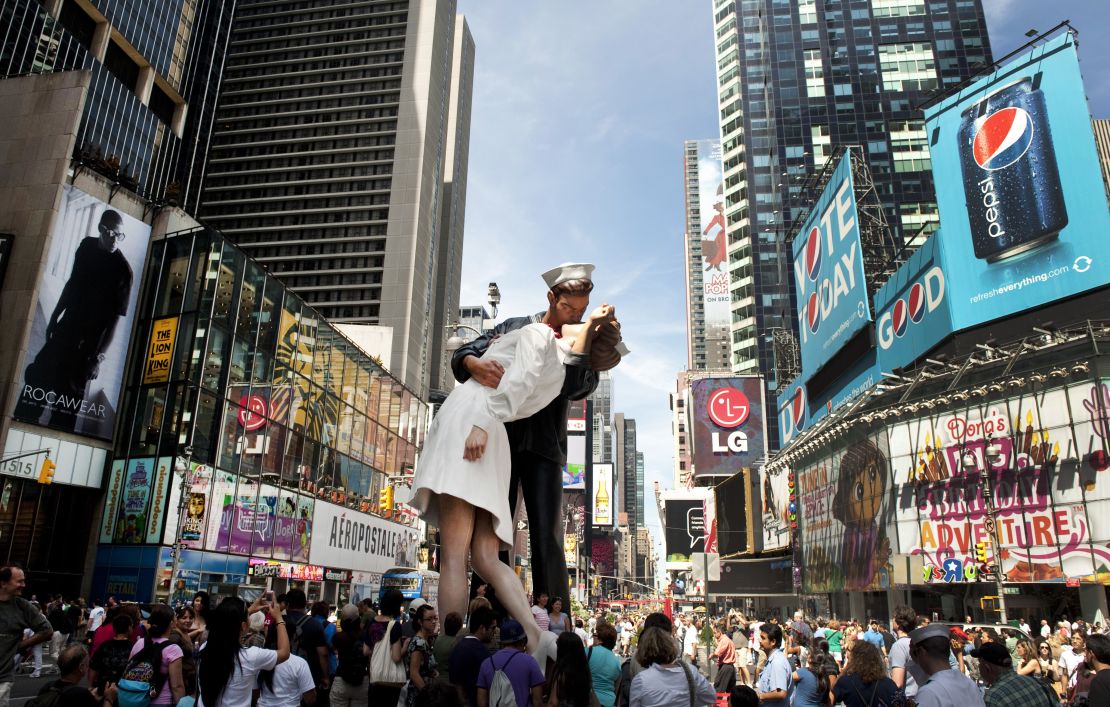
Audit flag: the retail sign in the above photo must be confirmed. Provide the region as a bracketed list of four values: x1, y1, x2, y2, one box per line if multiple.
[760, 467, 792, 552]
[323, 568, 351, 583]
[924, 33, 1110, 331]
[248, 557, 324, 582]
[690, 377, 766, 478]
[792, 151, 871, 375]
[142, 317, 179, 384]
[308, 500, 419, 574]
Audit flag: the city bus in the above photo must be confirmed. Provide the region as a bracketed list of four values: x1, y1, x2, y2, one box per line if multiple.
[379, 566, 439, 608]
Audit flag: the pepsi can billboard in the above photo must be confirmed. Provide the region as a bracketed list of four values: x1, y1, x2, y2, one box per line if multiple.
[925, 33, 1110, 330]
[873, 233, 952, 373]
[690, 377, 766, 478]
[793, 152, 871, 375]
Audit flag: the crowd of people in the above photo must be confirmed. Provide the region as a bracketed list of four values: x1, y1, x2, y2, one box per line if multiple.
[4, 561, 1110, 707]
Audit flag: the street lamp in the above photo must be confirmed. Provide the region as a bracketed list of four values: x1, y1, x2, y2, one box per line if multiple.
[168, 446, 194, 606]
[444, 323, 484, 354]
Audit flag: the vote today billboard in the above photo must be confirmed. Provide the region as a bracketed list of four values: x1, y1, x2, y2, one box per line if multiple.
[925, 32, 1110, 331]
[792, 151, 871, 376]
[690, 376, 767, 478]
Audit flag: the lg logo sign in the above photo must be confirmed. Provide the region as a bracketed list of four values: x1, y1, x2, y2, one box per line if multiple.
[707, 388, 750, 454]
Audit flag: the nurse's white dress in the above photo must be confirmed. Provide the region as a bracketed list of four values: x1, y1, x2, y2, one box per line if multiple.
[408, 324, 570, 547]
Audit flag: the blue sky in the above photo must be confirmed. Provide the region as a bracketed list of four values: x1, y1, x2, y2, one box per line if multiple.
[454, 0, 1110, 584]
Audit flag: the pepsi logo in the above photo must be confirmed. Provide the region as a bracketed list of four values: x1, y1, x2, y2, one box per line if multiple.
[908, 282, 926, 323]
[708, 387, 750, 428]
[238, 394, 268, 431]
[791, 386, 806, 428]
[804, 227, 821, 281]
[806, 292, 821, 334]
[892, 299, 909, 338]
[877, 266, 946, 351]
[973, 107, 1034, 171]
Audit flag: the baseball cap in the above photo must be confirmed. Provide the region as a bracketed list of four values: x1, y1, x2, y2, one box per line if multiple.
[500, 619, 527, 644]
[408, 598, 428, 615]
[340, 603, 360, 621]
[971, 642, 1013, 667]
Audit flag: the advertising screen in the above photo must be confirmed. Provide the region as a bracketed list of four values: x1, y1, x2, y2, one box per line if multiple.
[563, 434, 586, 489]
[13, 185, 150, 440]
[695, 139, 732, 343]
[591, 463, 615, 527]
[714, 471, 748, 556]
[690, 376, 766, 478]
[924, 33, 1110, 331]
[759, 467, 793, 552]
[776, 351, 879, 449]
[709, 558, 792, 596]
[792, 151, 871, 375]
[664, 498, 705, 565]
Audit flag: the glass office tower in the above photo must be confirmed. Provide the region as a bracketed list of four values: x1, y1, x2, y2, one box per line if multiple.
[0, 0, 235, 210]
[712, 0, 992, 402]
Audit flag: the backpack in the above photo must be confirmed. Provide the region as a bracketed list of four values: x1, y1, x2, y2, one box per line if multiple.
[336, 636, 368, 686]
[485, 651, 523, 707]
[289, 613, 314, 662]
[117, 640, 170, 707]
[369, 620, 406, 685]
[27, 682, 88, 707]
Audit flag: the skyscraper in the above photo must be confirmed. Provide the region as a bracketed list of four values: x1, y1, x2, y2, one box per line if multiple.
[683, 139, 732, 371]
[711, 0, 992, 397]
[198, 0, 473, 397]
[590, 370, 614, 464]
[0, 0, 235, 209]
[614, 414, 639, 532]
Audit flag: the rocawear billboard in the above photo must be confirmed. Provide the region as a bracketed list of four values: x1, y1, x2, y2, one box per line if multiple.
[14, 185, 149, 439]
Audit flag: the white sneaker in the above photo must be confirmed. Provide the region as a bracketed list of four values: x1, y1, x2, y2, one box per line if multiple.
[29, 671, 40, 678]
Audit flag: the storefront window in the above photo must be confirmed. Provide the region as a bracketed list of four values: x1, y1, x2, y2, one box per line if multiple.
[153, 237, 191, 316]
[202, 325, 230, 392]
[192, 391, 221, 466]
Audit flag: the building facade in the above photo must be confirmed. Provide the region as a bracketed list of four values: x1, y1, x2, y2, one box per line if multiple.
[711, 0, 992, 392]
[590, 370, 613, 464]
[198, 0, 473, 397]
[0, 0, 236, 210]
[94, 226, 426, 604]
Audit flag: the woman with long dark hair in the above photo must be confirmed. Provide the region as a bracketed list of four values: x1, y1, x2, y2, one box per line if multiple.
[791, 648, 832, 707]
[197, 596, 288, 707]
[331, 605, 368, 707]
[124, 605, 185, 707]
[547, 632, 598, 707]
[401, 604, 438, 707]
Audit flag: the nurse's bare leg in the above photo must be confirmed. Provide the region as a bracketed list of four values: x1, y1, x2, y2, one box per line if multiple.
[470, 509, 541, 649]
[437, 494, 477, 621]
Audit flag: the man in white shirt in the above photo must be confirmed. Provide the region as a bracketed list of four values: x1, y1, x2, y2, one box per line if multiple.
[682, 615, 699, 666]
[1060, 633, 1087, 689]
[1041, 619, 1051, 639]
[87, 600, 105, 636]
[257, 653, 316, 707]
[1020, 619, 1031, 636]
[909, 624, 985, 707]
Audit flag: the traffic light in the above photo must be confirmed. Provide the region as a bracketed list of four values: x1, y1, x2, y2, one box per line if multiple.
[975, 541, 989, 563]
[378, 486, 394, 517]
[37, 456, 56, 485]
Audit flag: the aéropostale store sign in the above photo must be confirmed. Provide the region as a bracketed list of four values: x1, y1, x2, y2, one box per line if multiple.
[887, 379, 1110, 585]
[308, 500, 420, 574]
